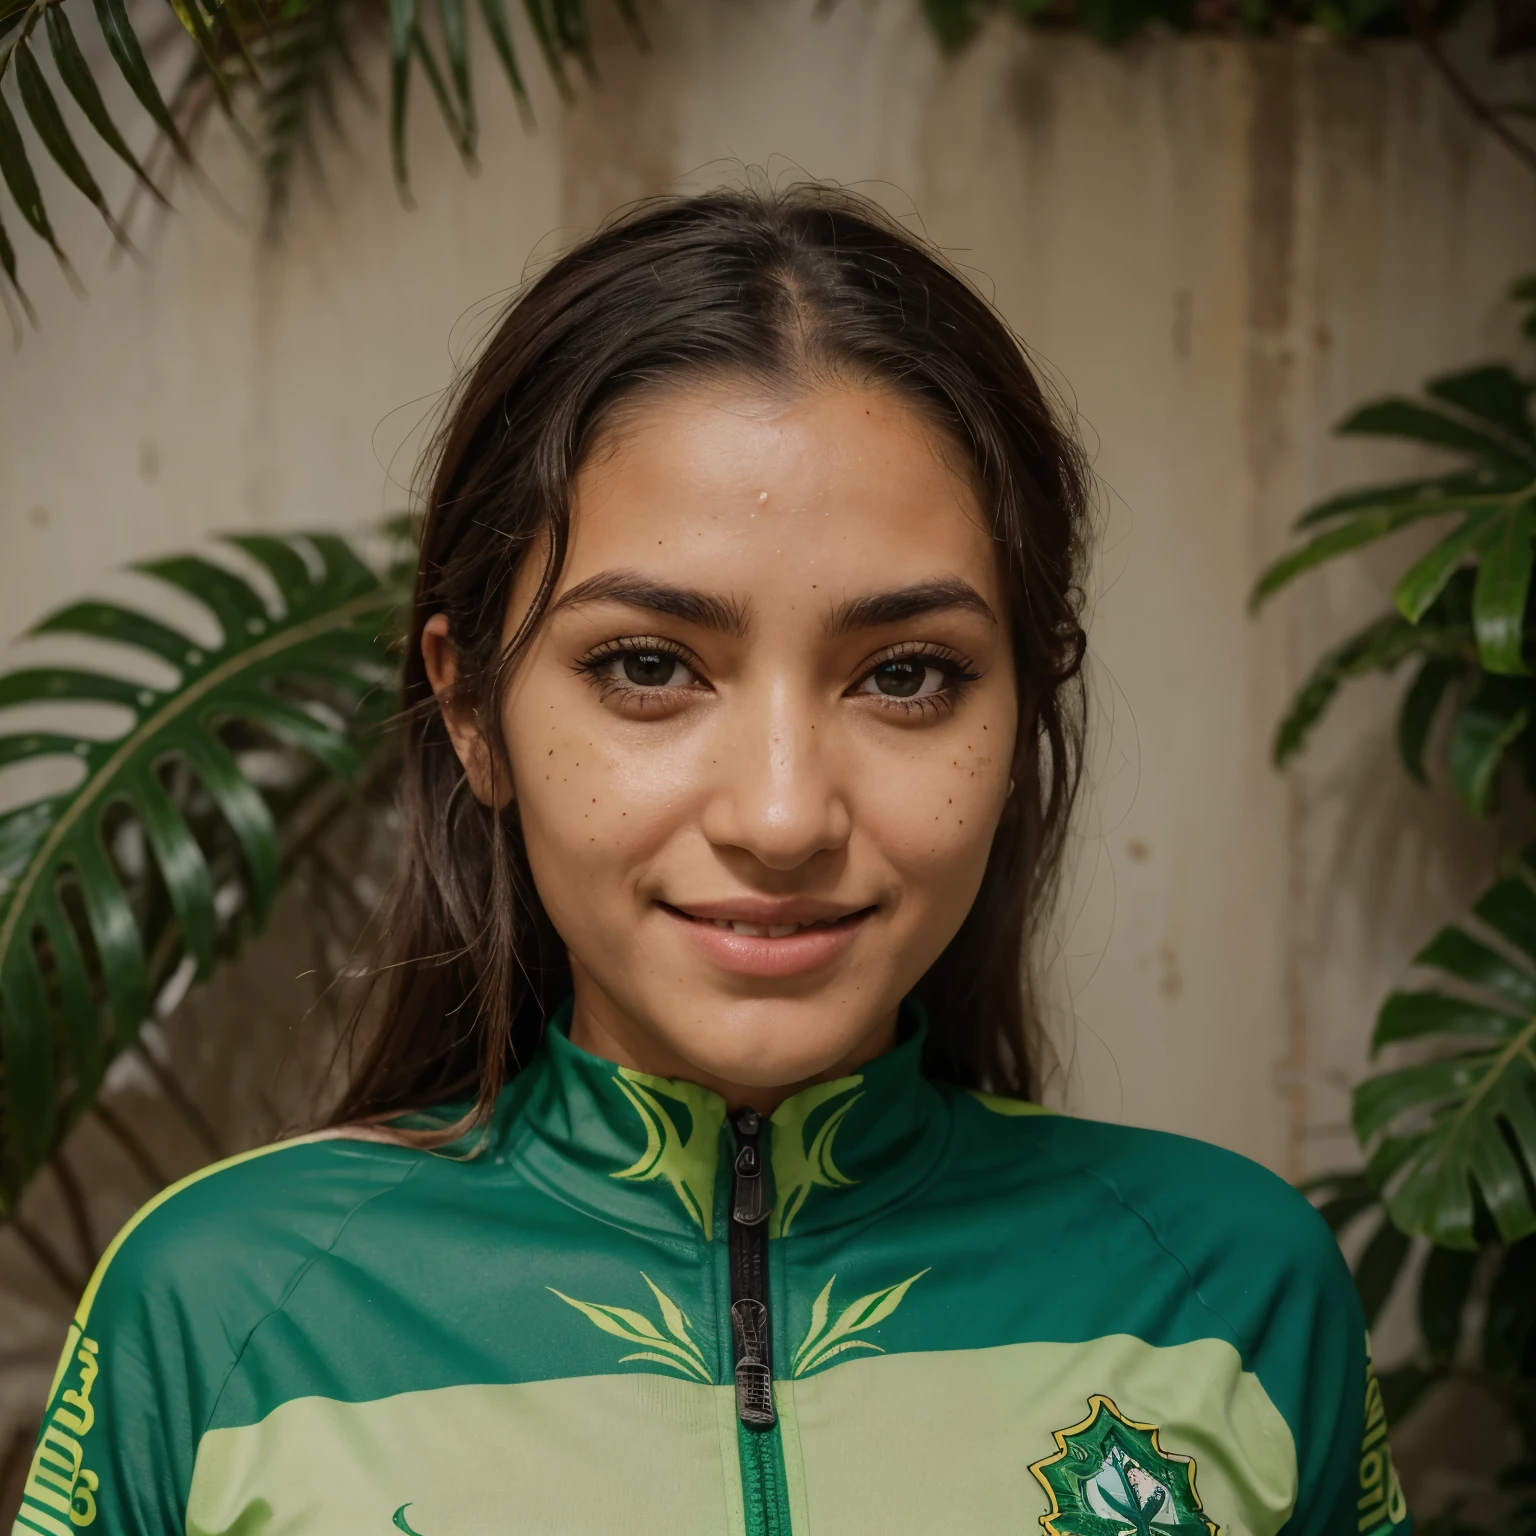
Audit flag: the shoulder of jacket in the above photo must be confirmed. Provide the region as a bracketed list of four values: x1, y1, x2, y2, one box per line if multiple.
[1047, 1117, 1334, 1244]
[78, 1132, 423, 1332]
[954, 1097, 1350, 1318]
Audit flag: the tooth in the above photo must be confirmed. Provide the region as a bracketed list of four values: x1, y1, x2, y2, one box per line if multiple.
[766, 924, 799, 938]
[714, 919, 732, 928]
[731, 922, 771, 937]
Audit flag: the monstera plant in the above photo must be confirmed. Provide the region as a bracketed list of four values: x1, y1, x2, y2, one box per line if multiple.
[0, 528, 409, 1263]
[1254, 278, 1536, 1532]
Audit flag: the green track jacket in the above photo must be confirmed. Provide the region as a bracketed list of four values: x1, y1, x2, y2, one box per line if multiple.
[15, 1004, 1409, 1536]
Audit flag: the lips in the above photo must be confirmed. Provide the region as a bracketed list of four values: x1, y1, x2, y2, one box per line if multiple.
[660, 901, 874, 979]
[700, 916, 849, 939]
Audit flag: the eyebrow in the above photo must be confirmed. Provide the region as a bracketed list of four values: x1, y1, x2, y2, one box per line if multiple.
[548, 570, 750, 637]
[547, 570, 996, 639]
[827, 578, 997, 635]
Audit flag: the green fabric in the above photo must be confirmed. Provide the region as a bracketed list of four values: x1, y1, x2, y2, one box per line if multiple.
[13, 999, 1409, 1536]
[785, 1338, 1293, 1534]
[737, 1421, 792, 1536]
[184, 1377, 744, 1536]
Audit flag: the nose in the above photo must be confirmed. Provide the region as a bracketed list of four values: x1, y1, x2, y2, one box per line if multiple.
[698, 677, 852, 871]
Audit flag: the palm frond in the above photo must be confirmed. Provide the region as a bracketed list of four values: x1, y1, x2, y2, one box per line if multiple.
[5, 0, 1491, 328]
[0, 0, 604, 326]
[0, 530, 407, 1210]
[259, 0, 373, 239]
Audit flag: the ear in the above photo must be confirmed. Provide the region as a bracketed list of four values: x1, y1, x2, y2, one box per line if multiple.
[421, 612, 513, 808]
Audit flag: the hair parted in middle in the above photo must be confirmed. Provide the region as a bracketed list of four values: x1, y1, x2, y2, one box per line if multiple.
[332, 182, 1091, 1138]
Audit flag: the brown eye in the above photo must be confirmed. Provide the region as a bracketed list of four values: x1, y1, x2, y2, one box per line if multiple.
[873, 661, 923, 697]
[616, 651, 695, 688]
[858, 659, 946, 699]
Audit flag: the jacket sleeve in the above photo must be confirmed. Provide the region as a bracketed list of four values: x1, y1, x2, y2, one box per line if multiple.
[1271, 1275, 1409, 1536]
[11, 1136, 415, 1536]
[11, 1148, 307, 1536]
[11, 1248, 201, 1536]
[1203, 1181, 1411, 1536]
[1114, 1136, 1412, 1536]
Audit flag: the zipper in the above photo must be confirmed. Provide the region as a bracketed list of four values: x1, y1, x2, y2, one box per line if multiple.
[729, 1107, 791, 1536]
[729, 1107, 775, 1425]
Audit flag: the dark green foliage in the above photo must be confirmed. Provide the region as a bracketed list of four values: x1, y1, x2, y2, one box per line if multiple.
[0, 0, 602, 320]
[261, 0, 369, 239]
[1275, 288, 1536, 1529]
[1356, 1215, 1415, 1327]
[91, 0, 192, 156]
[43, 6, 162, 207]
[0, 0, 1513, 325]
[1485, 1240, 1536, 1380]
[1255, 284, 1536, 816]
[0, 70, 66, 263]
[920, 0, 1454, 48]
[14, 40, 128, 247]
[0, 533, 407, 1212]
[1419, 1244, 1479, 1362]
[1308, 1167, 1536, 1527]
[1354, 847, 1536, 1249]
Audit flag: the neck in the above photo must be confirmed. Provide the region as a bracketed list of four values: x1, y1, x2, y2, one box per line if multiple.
[565, 970, 901, 1116]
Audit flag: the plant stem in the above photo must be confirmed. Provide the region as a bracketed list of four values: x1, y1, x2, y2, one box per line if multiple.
[8, 1215, 85, 1300]
[1400, 0, 1536, 178]
[49, 1150, 97, 1274]
[92, 1102, 172, 1191]
[132, 1041, 226, 1161]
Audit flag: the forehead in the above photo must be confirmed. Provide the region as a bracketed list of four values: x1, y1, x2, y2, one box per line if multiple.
[559, 384, 1002, 613]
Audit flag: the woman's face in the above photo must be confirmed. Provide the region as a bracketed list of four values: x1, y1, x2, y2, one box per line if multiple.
[426, 382, 1018, 1109]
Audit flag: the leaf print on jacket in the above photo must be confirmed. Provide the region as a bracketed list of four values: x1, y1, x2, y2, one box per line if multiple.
[792, 1270, 929, 1377]
[610, 1069, 728, 1238]
[549, 1273, 712, 1382]
[769, 1077, 863, 1237]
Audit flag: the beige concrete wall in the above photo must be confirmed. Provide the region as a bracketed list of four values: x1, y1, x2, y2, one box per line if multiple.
[0, 0, 1532, 1500]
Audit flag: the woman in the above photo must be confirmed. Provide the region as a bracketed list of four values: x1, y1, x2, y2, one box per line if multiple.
[18, 187, 1406, 1536]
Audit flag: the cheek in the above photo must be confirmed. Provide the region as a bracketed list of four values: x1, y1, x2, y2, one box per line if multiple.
[865, 715, 1013, 911]
[502, 681, 689, 900]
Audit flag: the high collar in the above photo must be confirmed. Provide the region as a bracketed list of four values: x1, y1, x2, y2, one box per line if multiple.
[499, 1000, 951, 1242]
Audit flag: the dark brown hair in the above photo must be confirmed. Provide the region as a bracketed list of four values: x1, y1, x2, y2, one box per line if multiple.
[332, 183, 1090, 1132]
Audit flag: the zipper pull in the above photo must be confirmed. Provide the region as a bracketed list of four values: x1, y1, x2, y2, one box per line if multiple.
[732, 1113, 771, 1226]
[731, 1300, 775, 1426]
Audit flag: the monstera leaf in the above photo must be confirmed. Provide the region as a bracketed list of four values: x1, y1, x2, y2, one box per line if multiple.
[1354, 846, 1536, 1249]
[1308, 1167, 1536, 1440]
[0, 531, 406, 1209]
[1254, 362, 1536, 635]
[1253, 320, 1536, 812]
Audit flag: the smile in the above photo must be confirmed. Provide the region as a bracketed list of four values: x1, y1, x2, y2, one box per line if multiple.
[703, 917, 848, 938]
[659, 902, 875, 978]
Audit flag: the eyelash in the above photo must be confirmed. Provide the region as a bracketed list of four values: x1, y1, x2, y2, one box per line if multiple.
[849, 644, 980, 718]
[575, 636, 706, 708]
[573, 637, 980, 716]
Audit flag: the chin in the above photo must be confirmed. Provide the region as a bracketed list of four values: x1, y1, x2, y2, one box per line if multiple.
[665, 997, 881, 1092]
